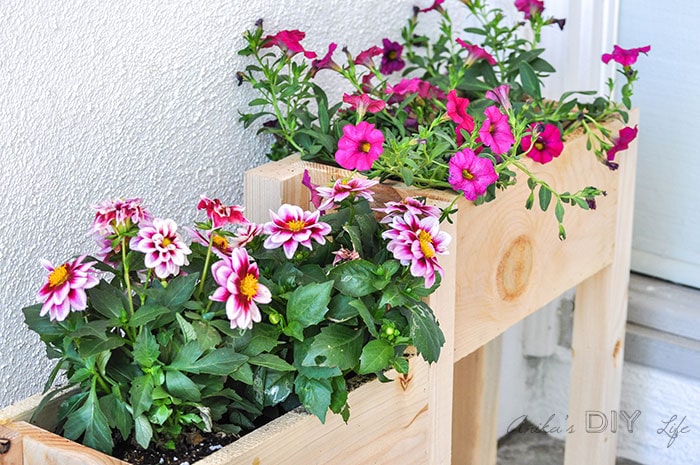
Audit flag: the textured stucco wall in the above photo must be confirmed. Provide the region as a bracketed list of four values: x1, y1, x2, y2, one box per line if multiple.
[1, 0, 501, 407]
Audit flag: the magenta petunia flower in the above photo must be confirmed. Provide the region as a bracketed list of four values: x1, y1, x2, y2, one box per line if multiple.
[485, 84, 512, 112]
[418, 0, 445, 13]
[456, 38, 497, 66]
[354, 45, 383, 69]
[380, 38, 405, 75]
[210, 247, 271, 330]
[130, 218, 191, 279]
[37, 255, 100, 322]
[607, 126, 638, 161]
[302, 169, 323, 210]
[316, 177, 379, 211]
[448, 148, 498, 200]
[383, 212, 450, 288]
[479, 106, 515, 155]
[375, 197, 441, 224]
[197, 196, 247, 228]
[447, 89, 475, 144]
[310, 43, 340, 76]
[263, 204, 332, 259]
[602, 45, 651, 67]
[342, 93, 386, 117]
[521, 123, 564, 164]
[91, 197, 151, 237]
[262, 30, 317, 59]
[514, 0, 544, 19]
[386, 78, 445, 104]
[335, 122, 385, 171]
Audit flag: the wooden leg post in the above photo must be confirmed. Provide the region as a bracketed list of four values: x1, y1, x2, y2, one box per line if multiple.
[451, 337, 502, 465]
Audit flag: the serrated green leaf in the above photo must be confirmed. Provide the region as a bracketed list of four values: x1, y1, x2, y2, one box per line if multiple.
[294, 375, 332, 423]
[176, 313, 197, 342]
[130, 374, 154, 418]
[286, 281, 333, 328]
[358, 339, 394, 374]
[348, 299, 379, 338]
[79, 336, 127, 358]
[99, 393, 132, 440]
[133, 329, 160, 368]
[128, 304, 171, 327]
[303, 326, 364, 371]
[160, 273, 199, 309]
[63, 388, 114, 454]
[238, 323, 280, 356]
[328, 259, 379, 297]
[249, 353, 296, 372]
[134, 414, 153, 449]
[407, 300, 445, 363]
[87, 282, 126, 319]
[165, 370, 201, 401]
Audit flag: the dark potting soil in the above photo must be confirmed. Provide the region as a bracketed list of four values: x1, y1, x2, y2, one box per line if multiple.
[112, 430, 239, 465]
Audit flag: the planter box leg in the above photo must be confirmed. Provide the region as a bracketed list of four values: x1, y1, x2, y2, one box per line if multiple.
[451, 337, 502, 465]
[564, 125, 638, 465]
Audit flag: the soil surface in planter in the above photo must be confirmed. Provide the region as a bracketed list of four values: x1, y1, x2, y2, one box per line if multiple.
[113, 430, 238, 465]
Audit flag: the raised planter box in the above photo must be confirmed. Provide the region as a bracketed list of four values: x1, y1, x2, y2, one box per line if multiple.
[0, 112, 638, 465]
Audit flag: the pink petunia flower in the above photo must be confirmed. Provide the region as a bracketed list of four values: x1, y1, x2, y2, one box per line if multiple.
[383, 212, 451, 288]
[386, 78, 446, 104]
[448, 148, 498, 200]
[514, 0, 544, 19]
[197, 196, 247, 228]
[354, 45, 383, 69]
[316, 177, 379, 211]
[606, 126, 638, 161]
[380, 39, 405, 75]
[447, 89, 475, 144]
[479, 106, 515, 155]
[342, 93, 386, 118]
[37, 255, 100, 322]
[521, 123, 564, 164]
[375, 197, 441, 224]
[335, 122, 385, 171]
[602, 45, 651, 67]
[310, 43, 340, 76]
[130, 218, 191, 279]
[302, 169, 323, 210]
[418, 0, 445, 13]
[456, 38, 497, 66]
[485, 84, 512, 112]
[262, 30, 317, 59]
[91, 197, 151, 237]
[210, 248, 271, 330]
[263, 204, 332, 259]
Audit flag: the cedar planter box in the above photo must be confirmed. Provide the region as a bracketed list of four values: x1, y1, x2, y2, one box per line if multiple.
[0, 113, 638, 465]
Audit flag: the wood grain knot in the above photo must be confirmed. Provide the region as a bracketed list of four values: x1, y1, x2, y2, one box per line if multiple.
[0, 438, 10, 454]
[398, 373, 413, 391]
[613, 339, 622, 367]
[496, 235, 533, 301]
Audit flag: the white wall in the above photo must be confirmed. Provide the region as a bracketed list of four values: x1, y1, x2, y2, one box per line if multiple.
[1, 0, 498, 407]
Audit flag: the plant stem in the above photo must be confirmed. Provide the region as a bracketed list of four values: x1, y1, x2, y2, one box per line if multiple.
[121, 237, 135, 318]
[197, 234, 215, 300]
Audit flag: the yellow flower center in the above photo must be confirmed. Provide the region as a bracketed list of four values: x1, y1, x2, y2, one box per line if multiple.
[534, 141, 545, 151]
[462, 169, 474, 180]
[240, 273, 259, 301]
[418, 230, 435, 259]
[287, 219, 306, 232]
[388, 50, 398, 60]
[48, 264, 69, 288]
[161, 237, 173, 248]
[359, 141, 371, 153]
[212, 234, 229, 250]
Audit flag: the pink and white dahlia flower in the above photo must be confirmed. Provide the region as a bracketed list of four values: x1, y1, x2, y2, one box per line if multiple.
[316, 178, 379, 211]
[263, 204, 332, 259]
[210, 247, 271, 330]
[37, 255, 99, 321]
[383, 212, 451, 288]
[130, 218, 191, 279]
[375, 197, 441, 224]
[91, 197, 151, 237]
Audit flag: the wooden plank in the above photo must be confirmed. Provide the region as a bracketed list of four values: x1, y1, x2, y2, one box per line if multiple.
[564, 111, 639, 464]
[451, 337, 502, 465]
[0, 424, 23, 465]
[0, 422, 128, 465]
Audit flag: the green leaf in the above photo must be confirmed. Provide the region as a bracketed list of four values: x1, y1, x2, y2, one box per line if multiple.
[401, 166, 415, 186]
[160, 273, 199, 309]
[99, 393, 132, 440]
[133, 329, 160, 368]
[519, 61, 542, 100]
[238, 323, 280, 356]
[130, 374, 154, 418]
[377, 283, 408, 308]
[407, 300, 445, 363]
[555, 199, 565, 223]
[87, 281, 126, 319]
[176, 313, 197, 342]
[128, 304, 171, 327]
[294, 375, 332, 423]
[193, 349, 249, 376]
[78, 336, 127, 358]
[348, 299, 379, 338]
[248, 353, 296, 372]
[165, 370, 201, 401]
[328, 260, 379, 297]
[286, 281, 334, 328]
[63, 388, 114, 454]
[538, 185, 552, 211]
[303, 326, 364, 371]
[327, 293, 359, 322]
[358, 340, 394, 374]
[283, 320, 305, 342]
[134, 414, 153, 449]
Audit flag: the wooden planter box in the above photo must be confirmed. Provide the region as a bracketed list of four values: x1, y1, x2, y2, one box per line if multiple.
[0, 112, 638, 465]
